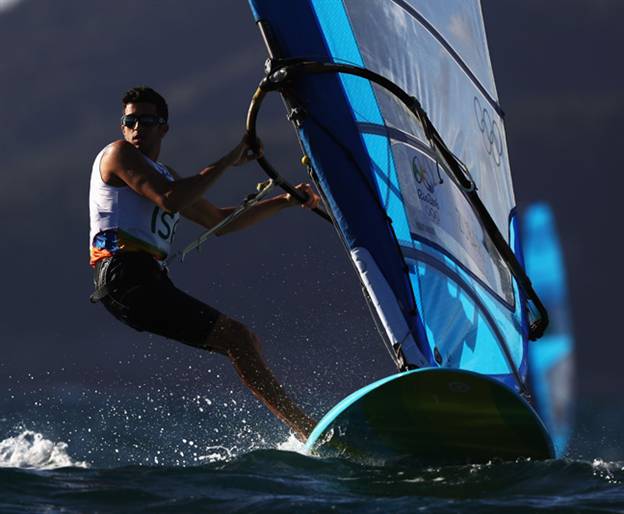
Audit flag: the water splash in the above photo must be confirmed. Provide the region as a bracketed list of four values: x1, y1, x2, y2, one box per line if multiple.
[0, 430, 89, 469]
[276, 432, 307, 454]
[592, 458, 624, 485]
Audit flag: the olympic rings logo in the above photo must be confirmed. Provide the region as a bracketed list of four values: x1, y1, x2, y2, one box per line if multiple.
[474, 96, 503, 166]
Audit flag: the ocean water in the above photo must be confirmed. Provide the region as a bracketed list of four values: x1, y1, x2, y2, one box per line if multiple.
[1, 378, 623, 513]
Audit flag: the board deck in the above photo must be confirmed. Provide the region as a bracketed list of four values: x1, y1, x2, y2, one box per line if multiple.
[305, 368, 554, 464]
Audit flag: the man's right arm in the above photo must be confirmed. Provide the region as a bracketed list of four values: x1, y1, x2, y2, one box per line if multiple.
[101, 136, 256, 213]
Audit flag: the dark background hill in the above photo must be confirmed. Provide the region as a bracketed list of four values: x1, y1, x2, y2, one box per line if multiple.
[0, 0, 622, 431]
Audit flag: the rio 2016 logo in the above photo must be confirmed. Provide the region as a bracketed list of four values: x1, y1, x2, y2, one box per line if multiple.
[412, 154, 441, 224]
[412, 155, 442, 194]
[474, 96, 503, 166]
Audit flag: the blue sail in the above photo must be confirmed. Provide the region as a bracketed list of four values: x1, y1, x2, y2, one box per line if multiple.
[248, 1, 532, 394]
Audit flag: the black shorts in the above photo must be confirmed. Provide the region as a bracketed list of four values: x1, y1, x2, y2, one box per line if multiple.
[93, 252, 222, 348]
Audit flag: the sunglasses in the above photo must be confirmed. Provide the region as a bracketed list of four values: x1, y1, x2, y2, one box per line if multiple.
[120, 114, 166, 128]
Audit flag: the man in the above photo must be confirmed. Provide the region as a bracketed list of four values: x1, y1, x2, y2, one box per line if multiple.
[89, 86, 319, 440]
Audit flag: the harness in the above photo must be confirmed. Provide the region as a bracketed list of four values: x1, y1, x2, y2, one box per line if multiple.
[89, 253, 162, 307]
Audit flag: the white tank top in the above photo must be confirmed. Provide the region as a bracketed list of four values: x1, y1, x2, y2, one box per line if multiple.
[89, 144, 180, 260]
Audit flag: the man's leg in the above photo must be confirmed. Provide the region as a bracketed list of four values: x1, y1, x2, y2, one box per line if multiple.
[203, 314, 316, 441]
[95, 254, 314, 440]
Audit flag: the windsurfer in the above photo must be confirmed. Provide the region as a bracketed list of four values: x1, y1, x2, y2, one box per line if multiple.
[89, 86, 319, 440]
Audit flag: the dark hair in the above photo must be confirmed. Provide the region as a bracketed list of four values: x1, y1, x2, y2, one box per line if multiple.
[122, 86, 168, 122]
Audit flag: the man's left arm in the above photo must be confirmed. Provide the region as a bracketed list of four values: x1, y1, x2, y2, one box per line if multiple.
[214, 184, 320, 235]
[166, 166, 320, 234]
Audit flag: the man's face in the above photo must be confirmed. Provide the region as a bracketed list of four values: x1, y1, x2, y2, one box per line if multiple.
[121, 102, 168, 153]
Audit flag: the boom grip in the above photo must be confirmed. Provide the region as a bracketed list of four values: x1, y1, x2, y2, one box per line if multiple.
[246, 88, 332, 223]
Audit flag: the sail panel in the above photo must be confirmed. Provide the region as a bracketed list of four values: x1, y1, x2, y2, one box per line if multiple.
[249, 0, 528, 391]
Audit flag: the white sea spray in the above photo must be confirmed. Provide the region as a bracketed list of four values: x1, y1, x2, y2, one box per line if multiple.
[276, 432, 307, 454]
[0, 430, 89, 470]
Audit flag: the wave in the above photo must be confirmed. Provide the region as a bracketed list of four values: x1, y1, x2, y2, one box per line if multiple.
[0, 430, 89, 470]
[0, 444, 622, 513]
